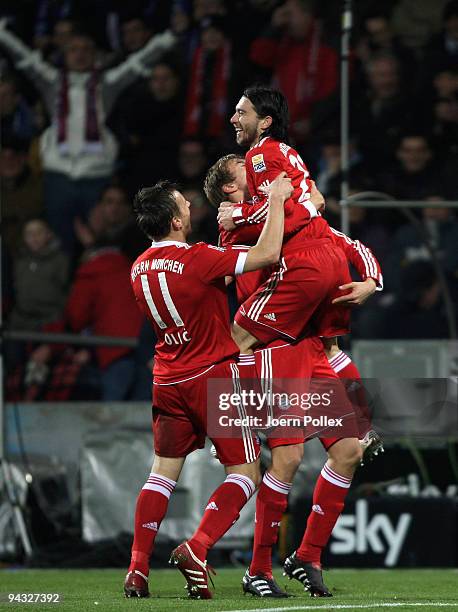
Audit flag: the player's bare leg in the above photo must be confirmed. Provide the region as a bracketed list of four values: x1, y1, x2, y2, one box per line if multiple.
[124, 456, 185, 598]
[322, 336, 384, 464]
[231, 321, 259, 354]
[170, 458, 261, 599]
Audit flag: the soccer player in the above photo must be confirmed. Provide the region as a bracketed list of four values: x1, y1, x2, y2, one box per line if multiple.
[205, 154, 383, 597]
[124, 173, 293, 600]
[218, 86, 355, 355]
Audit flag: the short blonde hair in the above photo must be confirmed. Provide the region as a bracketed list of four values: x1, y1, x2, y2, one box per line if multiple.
[204, 154, 244, 208]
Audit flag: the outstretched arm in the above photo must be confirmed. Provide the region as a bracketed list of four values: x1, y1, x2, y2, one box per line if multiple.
[0, 18, 57, 90]
[103, 30, 176, 107]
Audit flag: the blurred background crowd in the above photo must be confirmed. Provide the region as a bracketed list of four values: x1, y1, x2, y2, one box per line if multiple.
[1, 0, 457, 402]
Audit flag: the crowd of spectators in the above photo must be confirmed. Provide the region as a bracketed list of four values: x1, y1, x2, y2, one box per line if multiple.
[1, 0, 457, 401]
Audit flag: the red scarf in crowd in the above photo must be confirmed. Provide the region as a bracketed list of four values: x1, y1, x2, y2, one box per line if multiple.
[56, 69, 102, 154]
[184, 42, 231, 138]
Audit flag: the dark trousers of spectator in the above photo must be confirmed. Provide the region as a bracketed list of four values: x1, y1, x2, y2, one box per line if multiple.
[44, 172, 109, 254]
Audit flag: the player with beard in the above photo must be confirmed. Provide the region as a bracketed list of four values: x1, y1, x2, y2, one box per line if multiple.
[207, 150, 383, 597]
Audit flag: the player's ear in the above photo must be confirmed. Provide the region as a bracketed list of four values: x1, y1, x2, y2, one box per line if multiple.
[260, 115, 273, 131]
[222, 182, 236, 195]
[171, 216, 182, 231]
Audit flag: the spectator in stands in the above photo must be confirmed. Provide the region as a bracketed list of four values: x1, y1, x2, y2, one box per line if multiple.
[43, 18, 75, 66]
[377, 133, 450, 200]
[183, 16, 233, 144]
[74, 184, 149, 260]
[0, 73, 37, 141]
[1, 137, 43, 257]
[423, 0, 458, 79]
[33, 0, 74, 52]
[184, 187, 218, 244]
[109, 59, 184, 191]
[353, 53, 413, 170]
[375, 260, 456, 339]
[355, 9, 417, 88]
[384, 195, 458, 293]
[121, 14, 152, 54]
[7, 218, 69, 332]
[0, 19, 175, 254]
[431, 92, 458, 159]
[177, 139, 209, 190]
[65, 239, 143, 401]
[249, 0, 338, 144]
[391, 0, 449, 52]
[413, 66, 458, 163]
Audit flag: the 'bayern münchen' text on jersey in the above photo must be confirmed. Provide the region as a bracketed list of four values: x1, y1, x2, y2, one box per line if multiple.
[131, 240, 248, 383]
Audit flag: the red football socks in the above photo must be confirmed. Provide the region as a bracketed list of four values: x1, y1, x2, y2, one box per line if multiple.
[129, 473, 176, 576]
[188, 474, 256, 561]
[249, 471, 291, 577]
[297, 462, 351, 566]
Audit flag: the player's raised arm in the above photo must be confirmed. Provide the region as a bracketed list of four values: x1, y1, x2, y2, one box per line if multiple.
[243, 172, 292, 272]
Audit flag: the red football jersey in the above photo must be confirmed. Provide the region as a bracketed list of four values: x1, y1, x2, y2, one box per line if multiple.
[232, 136, 331, 250]
[131, 240, 248, 383]
[219, 218, 383, 304]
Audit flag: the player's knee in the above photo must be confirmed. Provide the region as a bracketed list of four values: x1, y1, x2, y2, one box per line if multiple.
[227, 461, 261, 489]
[328, 439, 362, 470]
[322, 336, 339, 359]
[231, 322, 257, 353]
[271, 445, 303, 482]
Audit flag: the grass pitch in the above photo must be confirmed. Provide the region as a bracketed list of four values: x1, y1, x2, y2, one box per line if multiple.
[1, 568, 457, 611]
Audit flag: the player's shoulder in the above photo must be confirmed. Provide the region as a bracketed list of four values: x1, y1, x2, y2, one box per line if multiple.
[249, 137, 297, 160]
[193, 241, 228, 254]
[131, 245, 152, 274]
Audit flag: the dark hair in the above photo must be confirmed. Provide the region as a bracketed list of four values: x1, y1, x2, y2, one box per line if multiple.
[204, 154, 243, 208]
[243, 85, 290, 144]
[133, 180, 180, 240]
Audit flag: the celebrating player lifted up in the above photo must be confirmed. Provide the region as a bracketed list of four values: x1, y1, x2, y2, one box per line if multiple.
[218, 86, 354, 352]
[124, 173, 292, 600]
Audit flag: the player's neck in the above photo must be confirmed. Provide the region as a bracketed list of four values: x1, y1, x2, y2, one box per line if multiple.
[251, 131, 267, 148]
[228, 189, 244, 204]
[160, 230, 187, 244]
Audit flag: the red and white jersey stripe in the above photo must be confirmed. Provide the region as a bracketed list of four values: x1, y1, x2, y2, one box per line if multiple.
[329, 227, 383, 288]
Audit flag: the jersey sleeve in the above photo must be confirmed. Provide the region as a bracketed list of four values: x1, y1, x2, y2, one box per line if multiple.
[194, 243, 249, 283]
[219, 223, 262, 247]
[330, 227, 383, 290]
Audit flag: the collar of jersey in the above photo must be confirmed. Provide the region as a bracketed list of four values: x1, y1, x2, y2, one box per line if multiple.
[150, 240, 190, 248]
[250, 136, 270, 150]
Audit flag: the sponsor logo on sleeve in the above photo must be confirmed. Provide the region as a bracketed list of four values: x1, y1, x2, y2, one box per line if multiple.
[252, 153, 267, 173]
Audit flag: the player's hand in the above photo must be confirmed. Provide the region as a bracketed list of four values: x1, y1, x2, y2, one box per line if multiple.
[217, 202, 236, 230]
[309, 180, 325, 212]
[269, 171, 293, 202]
[332, 278, 377, 306]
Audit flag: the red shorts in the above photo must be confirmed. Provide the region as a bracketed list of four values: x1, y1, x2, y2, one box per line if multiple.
[253, 337, 358, 447]
[152, 360, 260, 466]
[234, 239, 351, 345]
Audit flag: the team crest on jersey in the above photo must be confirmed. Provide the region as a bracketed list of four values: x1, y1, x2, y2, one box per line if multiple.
[252, 153, 267, 173]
